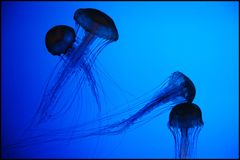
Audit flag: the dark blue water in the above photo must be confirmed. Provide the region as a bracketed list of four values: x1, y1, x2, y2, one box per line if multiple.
[2, 2, 239, 158]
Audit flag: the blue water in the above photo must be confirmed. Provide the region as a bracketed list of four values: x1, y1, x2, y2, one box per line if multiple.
[1, 2, 239, 158]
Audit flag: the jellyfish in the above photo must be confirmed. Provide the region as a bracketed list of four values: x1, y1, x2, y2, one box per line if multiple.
[4, 71, 197, 153]
[33, 8, 119, 125]
[45, 25, 76, 56]
[168, 102, 204, 159]
[86, 71, 196, 135]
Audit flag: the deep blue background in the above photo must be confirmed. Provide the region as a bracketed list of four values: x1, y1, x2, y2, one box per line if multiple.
[1, 2, 239, 158]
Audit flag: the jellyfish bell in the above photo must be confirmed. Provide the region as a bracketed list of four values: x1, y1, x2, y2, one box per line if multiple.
[168, 102, 204, 159]
[151, 71, 196, 107]
[169, 102, 203, 128]
[45, 25, 76, 56]
[74, 8, 119, 42]
[63, 8, 119, 65]
[170, 71, 196, 103]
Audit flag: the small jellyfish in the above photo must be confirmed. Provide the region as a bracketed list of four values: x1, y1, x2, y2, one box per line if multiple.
[45, 25, 76, 56]
[34, 8, 119, 125]
[168, 102, 204, 159]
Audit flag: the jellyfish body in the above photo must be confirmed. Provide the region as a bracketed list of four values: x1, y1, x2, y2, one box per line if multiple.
[45, 25, 76, 56]
[74, 8, 118, 41]
[168, 102, 204, 159]
[34, 8, 119, 125]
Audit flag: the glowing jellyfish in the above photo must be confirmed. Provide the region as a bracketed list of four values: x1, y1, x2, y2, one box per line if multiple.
[168, 102, 204, 159]
[34, 8, 119, 125]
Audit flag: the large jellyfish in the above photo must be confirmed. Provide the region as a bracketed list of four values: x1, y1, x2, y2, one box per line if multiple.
[168, 102, 204, 159]
[33, 8, 119, 125]
[4, 71, 197, 153]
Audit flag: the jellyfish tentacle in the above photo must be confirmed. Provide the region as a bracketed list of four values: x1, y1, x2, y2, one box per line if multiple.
[37, 61, 76, 123]
[35, 32, 108, 123]
[34, 61, 73, 123]
[35, 8, 119, 124]
[74, 71, 197, 135]
[6, 71, 198, 157]
[78, 38, 110, 113]
[53, 71, 196, 136]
